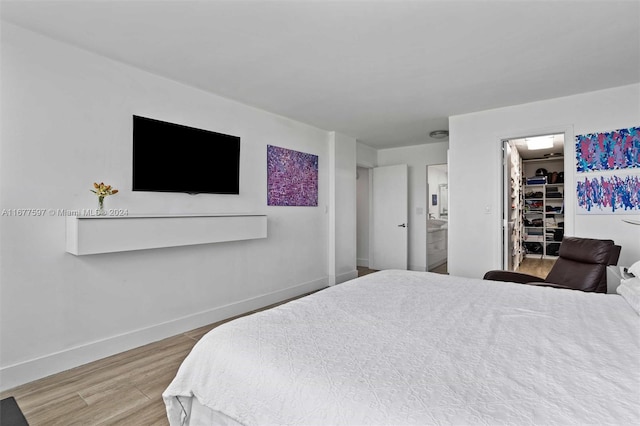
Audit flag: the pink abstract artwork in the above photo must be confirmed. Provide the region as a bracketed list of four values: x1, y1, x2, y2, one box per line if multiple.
[267, 145, 318, 206]
[576, 126, 640, 172]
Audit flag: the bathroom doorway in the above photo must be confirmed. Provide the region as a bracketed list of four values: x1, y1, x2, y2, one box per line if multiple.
[427, 164, 448, 273]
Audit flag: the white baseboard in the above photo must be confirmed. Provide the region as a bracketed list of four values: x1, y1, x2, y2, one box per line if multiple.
[0, 276, 328, 392]
[356, 258, 369, 267]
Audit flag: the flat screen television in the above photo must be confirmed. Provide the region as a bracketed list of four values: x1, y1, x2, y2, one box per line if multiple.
[132, 115, 240, 194]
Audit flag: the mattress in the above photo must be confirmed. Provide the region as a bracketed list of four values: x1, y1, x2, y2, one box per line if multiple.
[163, 270, 640, 425]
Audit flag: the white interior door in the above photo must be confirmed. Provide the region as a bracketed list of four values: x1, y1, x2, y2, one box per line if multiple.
[371, 164, 408, 270]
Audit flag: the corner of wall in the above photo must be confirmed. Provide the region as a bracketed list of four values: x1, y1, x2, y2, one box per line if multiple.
[356, 141, 378, 168]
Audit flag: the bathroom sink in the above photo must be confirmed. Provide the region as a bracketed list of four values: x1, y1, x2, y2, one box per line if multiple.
[427, 219, 448, 231]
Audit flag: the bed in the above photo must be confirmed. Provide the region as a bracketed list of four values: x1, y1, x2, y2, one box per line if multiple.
[163, 270, 640, 425]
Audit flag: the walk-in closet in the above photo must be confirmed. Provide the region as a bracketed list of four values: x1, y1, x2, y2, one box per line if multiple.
[504, 134, 565, 273]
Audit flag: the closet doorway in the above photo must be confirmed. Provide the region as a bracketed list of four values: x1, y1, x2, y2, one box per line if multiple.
[427, 164, 448, 273]
[503, 133, 565, 278]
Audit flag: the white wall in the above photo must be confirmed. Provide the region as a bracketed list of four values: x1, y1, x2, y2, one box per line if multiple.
[356, 142, 377, 168]
[356, 167, 370, 267]
[0, 23, 339, 389]
[449, 84, 640, 278]
[328, 132, 357, 284]
[377, 142, 449, 271]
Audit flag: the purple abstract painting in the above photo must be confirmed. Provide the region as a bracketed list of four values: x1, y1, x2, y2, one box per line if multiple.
[576, 173, 640, 214]
[267, 145, 318, 206]
[575, 126, 640, 172]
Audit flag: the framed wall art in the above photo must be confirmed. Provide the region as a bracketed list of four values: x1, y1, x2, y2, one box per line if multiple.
[267, 145, 318, 206]
[576, 126, 639, 172]
[575, 126, 640, 215]
[576, 172, 640, 214]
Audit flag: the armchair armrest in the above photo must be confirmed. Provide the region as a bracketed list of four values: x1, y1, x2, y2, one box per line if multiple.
[483, 270, 542, 284]
[522, 281, 574, 290]
[483, 271, 576, 291]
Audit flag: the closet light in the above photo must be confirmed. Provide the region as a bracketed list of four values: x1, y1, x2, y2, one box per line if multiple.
[526, 136, 554, 150]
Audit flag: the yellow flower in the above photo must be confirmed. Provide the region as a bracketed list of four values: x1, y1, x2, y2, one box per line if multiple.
[90, 182, 118, 197]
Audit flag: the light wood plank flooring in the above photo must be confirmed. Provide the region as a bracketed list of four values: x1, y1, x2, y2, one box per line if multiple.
[517, 257, 556, 279]
[357, 266, 378, 277]
[1, 331, 191, 425]
[429, 262, 448, 274]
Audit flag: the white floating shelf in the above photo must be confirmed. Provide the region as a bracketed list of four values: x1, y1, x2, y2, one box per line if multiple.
[66, 214, 267, 255]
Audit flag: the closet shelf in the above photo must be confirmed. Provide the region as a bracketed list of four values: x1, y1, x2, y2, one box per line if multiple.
[521, 160, 565, 259]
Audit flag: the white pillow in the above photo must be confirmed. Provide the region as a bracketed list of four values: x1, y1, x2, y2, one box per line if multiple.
[617, 277, 640, 315]
[628, 260, 640, 277]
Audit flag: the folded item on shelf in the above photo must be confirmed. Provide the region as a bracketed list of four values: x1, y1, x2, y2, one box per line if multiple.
[553, 229, 564, 241]
[546, 192, 563, 198]
[525, 191, 544, 199]
[526, 177, 547, 185]
[546, 242, 561, 256]
[524, 242, 543, 254]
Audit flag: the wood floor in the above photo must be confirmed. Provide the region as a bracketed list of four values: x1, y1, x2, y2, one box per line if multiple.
[517, 257, 556, 278]
[356, 266, 378, 277]
[429, 262, 448, 274]
[1, 331, 189, 425]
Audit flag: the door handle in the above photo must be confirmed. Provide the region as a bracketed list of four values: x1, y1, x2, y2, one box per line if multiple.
[398, 223, 407, 228]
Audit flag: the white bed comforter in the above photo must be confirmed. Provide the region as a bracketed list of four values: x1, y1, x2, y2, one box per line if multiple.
[163, 270, 640, 425]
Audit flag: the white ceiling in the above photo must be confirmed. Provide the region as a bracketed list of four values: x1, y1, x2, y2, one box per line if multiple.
[2, 0, 639, 149]
[510, 133, 565, 160]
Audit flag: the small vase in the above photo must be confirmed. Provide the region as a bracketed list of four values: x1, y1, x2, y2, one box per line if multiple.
[97, 196, 107, 216]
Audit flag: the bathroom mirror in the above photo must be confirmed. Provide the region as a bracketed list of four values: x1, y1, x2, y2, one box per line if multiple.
[439, 184, 448, 217]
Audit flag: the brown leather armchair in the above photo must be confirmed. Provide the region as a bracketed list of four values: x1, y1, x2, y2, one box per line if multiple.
[483, 237, 621, 293]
